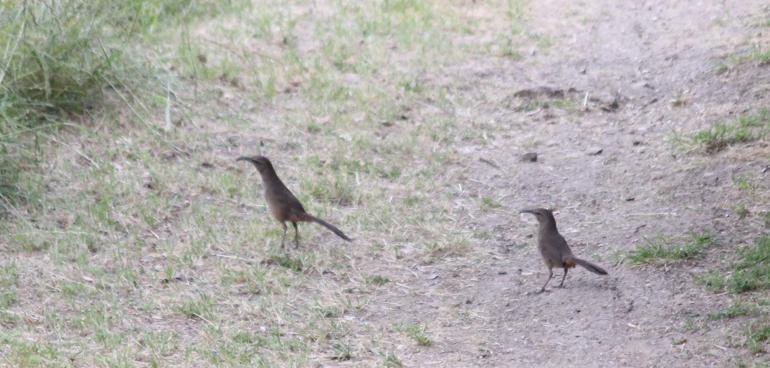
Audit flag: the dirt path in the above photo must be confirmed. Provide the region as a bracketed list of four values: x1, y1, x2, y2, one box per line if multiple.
[5, 1, 769, 367]
[352, 1, 770, 366]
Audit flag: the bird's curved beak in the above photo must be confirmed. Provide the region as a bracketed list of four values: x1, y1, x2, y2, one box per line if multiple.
[519, 209, 535, 214]
[236, 156, 252, 163]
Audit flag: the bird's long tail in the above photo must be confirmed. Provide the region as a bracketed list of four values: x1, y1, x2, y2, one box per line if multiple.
[572, 257, 608, 275]
[308, 215, 352, 241]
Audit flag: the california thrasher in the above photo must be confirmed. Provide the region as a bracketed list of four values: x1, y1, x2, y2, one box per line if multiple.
[237, 155, 351, 248]
[520, 208, 608, 293]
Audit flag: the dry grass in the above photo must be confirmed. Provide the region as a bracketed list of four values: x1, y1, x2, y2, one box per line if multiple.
[0, 0, 535, 366]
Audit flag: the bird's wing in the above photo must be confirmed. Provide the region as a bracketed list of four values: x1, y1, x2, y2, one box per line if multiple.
[539, 232, 574, 266]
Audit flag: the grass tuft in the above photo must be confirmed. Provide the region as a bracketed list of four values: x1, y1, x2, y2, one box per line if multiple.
[174, 293, 217, 320]
[481, 197, 502, 209]
[382, 351, 404, 367]
[760, 211, 770, 228]
[750, 45, 770, 64]
[331, 340, 352, 361]
[366, 275, 390, 286]
[745, 322, 770, 353]
[626, 233, 715, 265]
[269, 255, 304, 271]
[395, 321, 433, 346]
[0, 261, 18, 308]
[708, 299, 762, 320]
[680, 109, 770, 152]
[693, 235, 770, 293]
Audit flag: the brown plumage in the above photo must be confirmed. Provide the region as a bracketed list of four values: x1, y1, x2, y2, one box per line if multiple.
[520, 208, 607, 293]
[237, 155, 351, 248]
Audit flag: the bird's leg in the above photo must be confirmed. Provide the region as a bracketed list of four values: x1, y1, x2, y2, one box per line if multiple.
[554, 268, 569, 288]
[280, 222, 288, 249]
[293, 222, 300, 248]
[538, 269, 554, 293]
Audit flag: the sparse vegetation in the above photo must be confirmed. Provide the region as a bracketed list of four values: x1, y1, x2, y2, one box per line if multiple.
[367, 274, 390, 286]
[1, 0, 531, 365]
[331, 340, 352, 361]
[712, 15, 770, 74]
[626, 233, 715, 265]
[760, 211, 770, 228]
[174, 293, 217, 320]
[733, 201, 751, 219]
[670, 89, 691, 108]
[732, 174, 754, 192]
[750, 45, 770, 64]
[0, 262, 18, 308]
[708, 299, 762, 320]
[395, 321, 434, 346]
[481, 196, 502, 208]
[693, 235, 770, 293]
[382, 351, 404, 367]
[745, 323, 770, 353]
[681, 109, 770, 152]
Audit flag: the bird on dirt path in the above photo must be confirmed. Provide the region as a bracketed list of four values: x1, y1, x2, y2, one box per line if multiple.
[237, 155, 351, 248]
[520, 208, 608, 293]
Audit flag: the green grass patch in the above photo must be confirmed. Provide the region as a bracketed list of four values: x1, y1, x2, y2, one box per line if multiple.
[626, 233, 715, 265]
[693, 234, 770, 293]
[732, 173, 754, 191]
[708, 299, 762, 320]
[0, 333, 72, 367]
[678, 109, 770, 152]
[0, 261, 18, 308]
[331, 340, 352, 361]
[174, 293, 217, 320]
[481, 197, 501, 209]
[269, 255, 304, 272]
[366, 274, 390, 286]
[382, 351, 404, 367]
[750, 45, 770, 64]
[745, 322, 770, 353]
